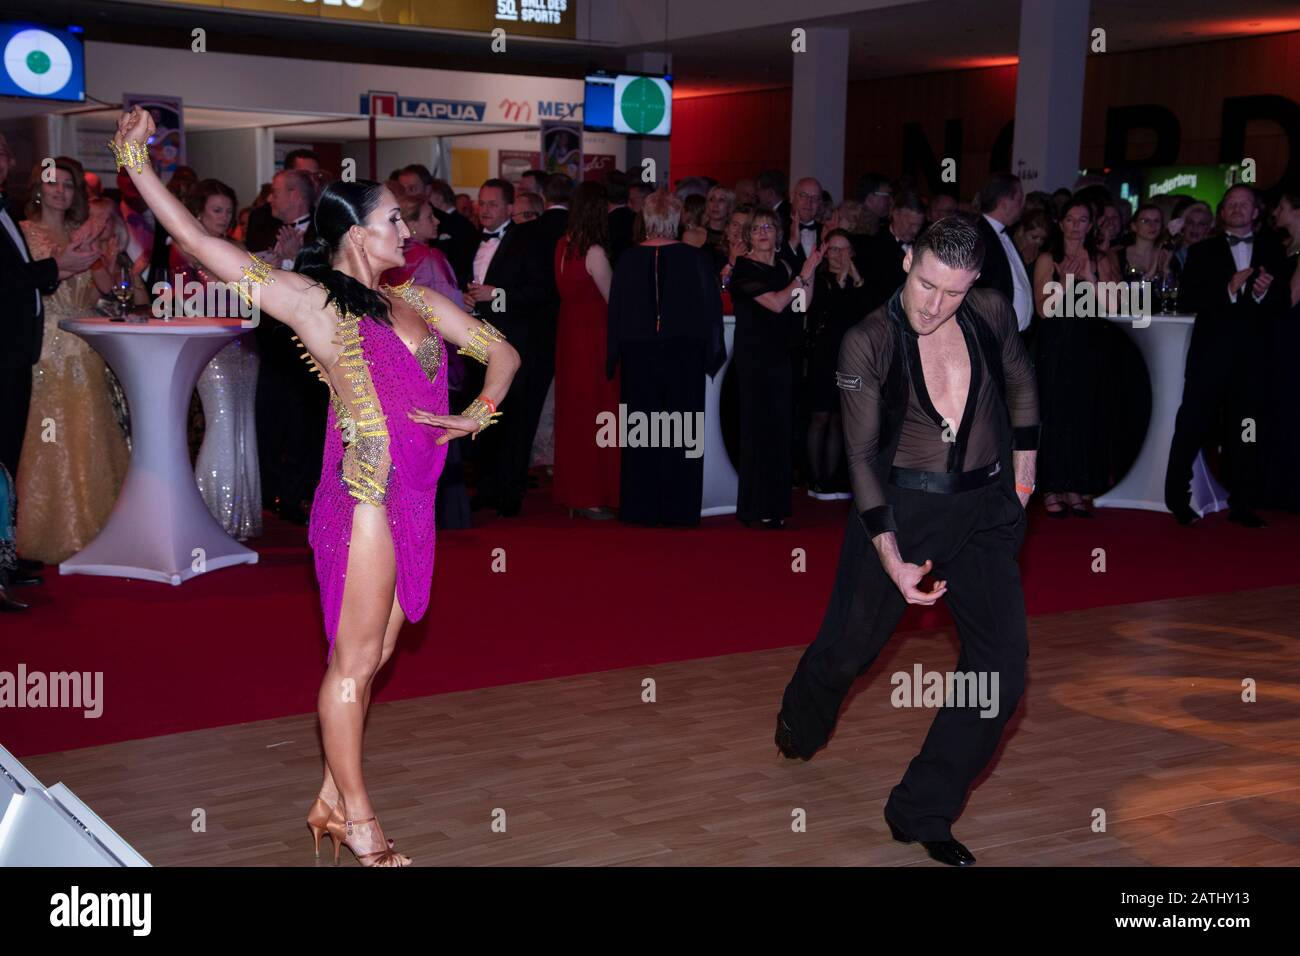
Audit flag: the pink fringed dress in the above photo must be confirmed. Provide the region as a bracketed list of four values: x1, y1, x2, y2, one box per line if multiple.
[306, 281, 449, 658]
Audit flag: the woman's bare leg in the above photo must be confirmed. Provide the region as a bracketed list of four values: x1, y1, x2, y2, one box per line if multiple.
[318, 593, 406, 805]
[317, 503, 395, 836]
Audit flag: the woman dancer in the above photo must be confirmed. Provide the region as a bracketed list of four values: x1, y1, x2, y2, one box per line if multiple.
[112, 107, 520, 867]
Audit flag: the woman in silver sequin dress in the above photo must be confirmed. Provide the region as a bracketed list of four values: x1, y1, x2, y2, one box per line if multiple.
[170, 180, 262, 540]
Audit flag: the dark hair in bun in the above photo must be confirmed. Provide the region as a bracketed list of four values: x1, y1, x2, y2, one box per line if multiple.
[292, 179, 393, 325]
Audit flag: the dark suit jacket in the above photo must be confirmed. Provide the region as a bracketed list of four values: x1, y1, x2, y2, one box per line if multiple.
[431, 206, 477, 289]
[607, 205, 635, 265]
[1178, 231, 1288, 372]
[779, 218, 823, 275]
[860, 229, 909, 314]
[973, 213, 1016, 305]
[478, 219, 555, 348]
[0, 204, 60, 368]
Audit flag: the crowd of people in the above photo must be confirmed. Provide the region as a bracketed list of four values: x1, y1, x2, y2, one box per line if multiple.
[3, 134, 1299, 611]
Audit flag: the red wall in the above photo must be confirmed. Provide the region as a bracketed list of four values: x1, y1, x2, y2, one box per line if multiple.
[671, 87, 792, 185]
[670, 30, 1300, 198]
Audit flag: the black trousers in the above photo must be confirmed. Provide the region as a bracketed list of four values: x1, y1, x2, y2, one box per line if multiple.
[780, 477, 1028, 840]
[1164, 323, 1263, 515]
[0, 364, 32, 478]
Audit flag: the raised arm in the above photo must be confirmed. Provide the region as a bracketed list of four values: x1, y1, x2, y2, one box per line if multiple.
[110, 106, 322, 334]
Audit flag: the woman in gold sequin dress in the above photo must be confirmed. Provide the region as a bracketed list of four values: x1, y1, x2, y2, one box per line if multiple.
[16, 158, 129, 565]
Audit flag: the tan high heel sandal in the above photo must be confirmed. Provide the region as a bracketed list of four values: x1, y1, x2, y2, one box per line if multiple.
[307, 795, 398, 860]
[324, 806, 411, 867]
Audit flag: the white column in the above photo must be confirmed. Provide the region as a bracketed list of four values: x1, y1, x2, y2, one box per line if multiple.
[790, 27, 849, 201]
[1011, 0, 1091, 193]
[625, 50, 672, 187]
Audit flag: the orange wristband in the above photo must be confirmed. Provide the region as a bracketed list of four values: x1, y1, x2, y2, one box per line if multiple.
[478, 395, 497, 415]
[1016, 482, 1034, 495]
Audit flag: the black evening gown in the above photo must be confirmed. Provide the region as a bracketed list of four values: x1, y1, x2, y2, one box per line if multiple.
[730, 256, 800, 523]
[1034, 261, 1110, 495]
[1260, 252, 1300, 510]
[607, 242, 725, 526]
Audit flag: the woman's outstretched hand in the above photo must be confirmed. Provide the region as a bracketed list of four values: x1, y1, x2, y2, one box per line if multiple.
[114, 106, 155, 150]
[407, 409, 479, 445]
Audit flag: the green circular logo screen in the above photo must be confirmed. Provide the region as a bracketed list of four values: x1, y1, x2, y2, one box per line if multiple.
[619, 77, 667, 135]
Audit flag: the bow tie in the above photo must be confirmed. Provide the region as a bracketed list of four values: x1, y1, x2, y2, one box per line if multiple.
[799, 221, 817, 230]
[480, 228, 506, 242]
[1227, 234, 1254, 246]
[291, 216, 310, 227]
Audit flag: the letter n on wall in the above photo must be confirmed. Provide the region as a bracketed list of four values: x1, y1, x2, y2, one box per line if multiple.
[902, 118, 963, 195]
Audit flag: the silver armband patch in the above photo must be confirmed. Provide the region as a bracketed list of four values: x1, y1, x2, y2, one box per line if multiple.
[835, 372, 863, 391]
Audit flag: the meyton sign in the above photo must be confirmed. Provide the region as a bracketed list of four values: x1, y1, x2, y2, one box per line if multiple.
[119, 0, 575, 39]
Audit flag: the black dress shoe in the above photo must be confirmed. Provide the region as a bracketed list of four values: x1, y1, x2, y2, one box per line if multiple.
[8, 573, 42, 587]
[15, 557, 44, 574]
[885, 815, 977, 866]
[1170, 505, 1200, 526]
[774, 713, 809, 761]
[1228, 509, 1266, 528]
[0, 588, 29, 612]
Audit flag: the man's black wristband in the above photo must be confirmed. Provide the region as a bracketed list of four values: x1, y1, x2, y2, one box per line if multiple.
[1013, 425, 1040, 451]
[858, 504, 896, 538]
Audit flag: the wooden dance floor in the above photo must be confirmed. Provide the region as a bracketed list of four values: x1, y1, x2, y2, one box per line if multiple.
[24, 585, 1300, 866]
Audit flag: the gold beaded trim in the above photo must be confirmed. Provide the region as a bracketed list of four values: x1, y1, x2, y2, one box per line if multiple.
[461, 397, 502, 440]
[380, 279, 439, 325]
[237, 253, 274, 310]
[457, 320, 506, 367]
[107, 139, 149, 174]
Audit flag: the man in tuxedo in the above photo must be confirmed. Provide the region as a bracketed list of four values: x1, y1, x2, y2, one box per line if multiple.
[427, 178, 477, 287]
[779, 176, 824, 274]
[1165, 184, 1287, 528]
[606, 170, 635, 265]
[0, 136, 98, 583]
[973, 173, 1033, 333]
[463, 178, 555, 516]
[861, 192, 927, 313]
[243, 149, 319, 254]
[250, 167, 322, 523]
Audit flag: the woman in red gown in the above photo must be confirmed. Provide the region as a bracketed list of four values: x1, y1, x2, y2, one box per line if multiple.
[553, 181, 619, 518]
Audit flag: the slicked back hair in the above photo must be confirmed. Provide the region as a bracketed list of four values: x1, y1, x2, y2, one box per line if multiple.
[911, 214, 985, 274]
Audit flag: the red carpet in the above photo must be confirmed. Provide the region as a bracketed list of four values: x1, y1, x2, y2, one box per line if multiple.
[3, 488, 1298, 757]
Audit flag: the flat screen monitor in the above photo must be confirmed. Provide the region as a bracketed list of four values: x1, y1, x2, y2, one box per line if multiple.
[0, 23, 85, 102]
[584, 72, 672, 137]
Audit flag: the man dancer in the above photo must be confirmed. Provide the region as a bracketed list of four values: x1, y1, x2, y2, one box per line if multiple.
[775, 216, 1039, 866]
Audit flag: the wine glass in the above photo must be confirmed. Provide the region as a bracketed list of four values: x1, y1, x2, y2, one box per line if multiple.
[113, 276, 134, 317]
[1161, 271, 1180, 315]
